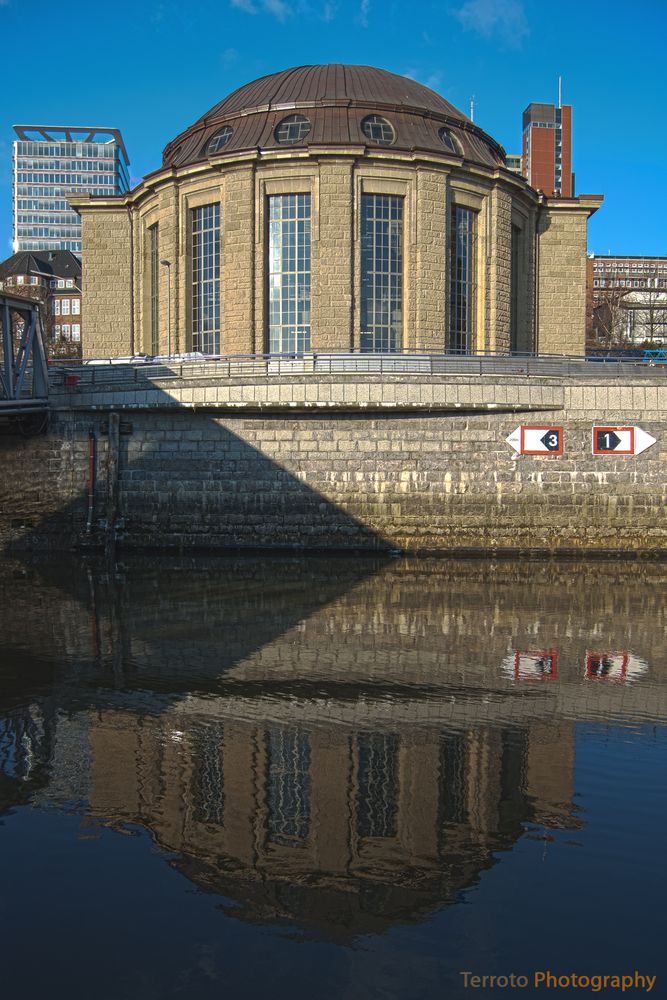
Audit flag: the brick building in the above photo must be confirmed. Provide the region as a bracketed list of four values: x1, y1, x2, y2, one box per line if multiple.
[69, 65, 601, 360]
[0, 249, 82, 355]
[522, 101, 573, 198]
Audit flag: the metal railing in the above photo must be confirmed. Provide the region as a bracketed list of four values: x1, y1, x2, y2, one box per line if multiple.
[48, 348, 667, 390]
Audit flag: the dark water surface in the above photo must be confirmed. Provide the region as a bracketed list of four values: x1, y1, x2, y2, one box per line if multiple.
[0, 554, 665, 999]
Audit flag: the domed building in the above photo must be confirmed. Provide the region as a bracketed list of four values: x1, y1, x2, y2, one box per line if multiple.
[70, 65, 601, 359]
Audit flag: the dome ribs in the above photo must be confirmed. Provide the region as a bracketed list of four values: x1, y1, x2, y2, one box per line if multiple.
[161, 65, 505, 169]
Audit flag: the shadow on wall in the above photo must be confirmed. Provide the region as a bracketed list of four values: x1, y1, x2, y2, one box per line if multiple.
[2, 386, 390, 554]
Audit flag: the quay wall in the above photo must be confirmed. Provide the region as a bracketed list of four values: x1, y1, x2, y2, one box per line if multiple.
[1, 373, 666, 554]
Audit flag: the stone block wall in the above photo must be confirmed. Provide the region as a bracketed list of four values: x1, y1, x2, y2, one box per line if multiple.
[3, 374, 666, 554]
[415, 167, 447, 352]
[537, 199, 601, 356]
[312, 160, 354, 351]
[222, 165, 255, 354]
[488, 186, 513, 352]
[78, 204, 133, 358]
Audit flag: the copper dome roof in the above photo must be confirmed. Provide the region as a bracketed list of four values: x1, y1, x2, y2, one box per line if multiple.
[162, 65, 506, 170]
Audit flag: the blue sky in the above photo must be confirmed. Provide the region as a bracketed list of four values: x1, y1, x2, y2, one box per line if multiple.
[1, 0, 665, 256]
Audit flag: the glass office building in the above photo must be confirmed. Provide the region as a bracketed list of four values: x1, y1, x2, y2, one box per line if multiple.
[12, 126, 130, 255]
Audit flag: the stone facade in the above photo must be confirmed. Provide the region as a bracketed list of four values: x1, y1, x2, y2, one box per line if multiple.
[537, 201, 594, 356]
[68, 68, 601, 362]
[2, 372, 665, 554]
[77, 202, 133, 357]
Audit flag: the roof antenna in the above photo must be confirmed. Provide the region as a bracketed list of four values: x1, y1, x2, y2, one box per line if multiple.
[470, 95, 475, 122]
[558, 76, 562, 109]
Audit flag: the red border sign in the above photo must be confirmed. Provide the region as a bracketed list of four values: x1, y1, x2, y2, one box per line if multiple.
[586, 652, 629, 683]
[592, 427, 635, 456]
[520, 426, 564, 456]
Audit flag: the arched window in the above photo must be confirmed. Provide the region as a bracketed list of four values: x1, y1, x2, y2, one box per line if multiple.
[268, 194, 311, 354]
[206, 126, 233, 155]
[450, 205, 476, 354]
[191, 204, 220, 354]
[148, 223, 159, 355]
[275, 115, 311, 144]
[361, 115, 396, 145]
[360, 194, 403, 352]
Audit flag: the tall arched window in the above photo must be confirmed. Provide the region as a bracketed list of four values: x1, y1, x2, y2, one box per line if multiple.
[360, 194, 403, 352]
[510, 224, 521, 353]
[267, 193, 311, 354]
[148, 223, 159, 355]
[191, 204, 220, 354]
[450, 205, 476, 354]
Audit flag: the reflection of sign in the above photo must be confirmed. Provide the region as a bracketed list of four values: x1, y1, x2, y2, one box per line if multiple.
[592, 426, 656, 456]
[513, 651, 558, 682]
[585, 652, 649, 684]
[506, 426, 563, 456]
[586, 652, 628, 682]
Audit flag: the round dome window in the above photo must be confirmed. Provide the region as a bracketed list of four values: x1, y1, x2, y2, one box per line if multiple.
[206, 126, 234, 155]
[275, 115, 312, 144]
[361, 115, 396, 145]
[438, 127, 461, 154]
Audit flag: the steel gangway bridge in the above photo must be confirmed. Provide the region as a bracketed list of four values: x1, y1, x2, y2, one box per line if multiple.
[0, 293, 49, 419]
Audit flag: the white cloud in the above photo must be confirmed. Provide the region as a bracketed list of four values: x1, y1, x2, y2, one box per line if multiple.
[230, 0, 295, 16]
[263, 0, 292, 18]
[231, 0, 340, 20]
[453, 0, 529, 47]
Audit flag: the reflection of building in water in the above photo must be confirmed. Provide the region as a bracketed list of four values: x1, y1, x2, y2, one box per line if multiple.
[0, 704, 87, 815]
[85, 708, 577, 933]
[0, 705, 51, 812]
[5, 554, 663, 933]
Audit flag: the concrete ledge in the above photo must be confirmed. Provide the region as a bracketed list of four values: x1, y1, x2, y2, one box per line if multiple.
[49, 374, 566, 413]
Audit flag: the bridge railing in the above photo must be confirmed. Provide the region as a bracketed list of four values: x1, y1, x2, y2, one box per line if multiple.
[48, 348, 667, 389]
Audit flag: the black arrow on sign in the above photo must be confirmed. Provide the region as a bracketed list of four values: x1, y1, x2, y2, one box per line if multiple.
[540, 429, 561, 451]
[596, 430, 621, 452]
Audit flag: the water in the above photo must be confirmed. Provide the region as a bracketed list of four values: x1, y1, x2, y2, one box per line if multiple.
[0, 554, 665, 999]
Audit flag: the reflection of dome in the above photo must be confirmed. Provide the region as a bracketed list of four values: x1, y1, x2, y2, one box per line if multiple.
[162, 64, 506, 170]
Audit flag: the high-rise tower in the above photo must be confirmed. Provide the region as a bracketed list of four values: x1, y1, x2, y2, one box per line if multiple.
[522, 101, 573, 197]
[12, 125, 130, 255]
